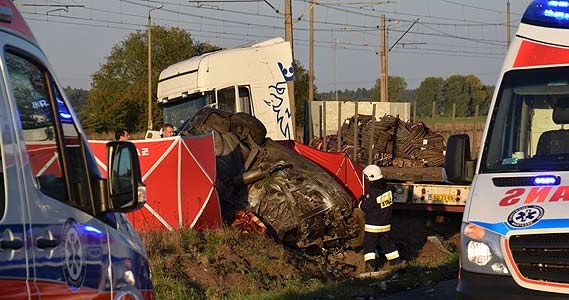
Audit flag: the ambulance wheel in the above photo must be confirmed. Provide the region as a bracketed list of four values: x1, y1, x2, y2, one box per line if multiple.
[230, 112, 267, 145]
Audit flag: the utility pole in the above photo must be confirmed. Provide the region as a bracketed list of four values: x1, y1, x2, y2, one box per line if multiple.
[506, 0, 511, 48]
[334, 39, 342, 152]
[285, 0, 296, 137]
[309, 0, 315, 142]
[309, 0, 314, 104]
[380, 15, 388, 102]
[148, 4, 163, 130]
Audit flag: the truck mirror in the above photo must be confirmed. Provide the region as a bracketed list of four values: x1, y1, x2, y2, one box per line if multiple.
[445, 134, 472, 183]
[106, 141, 146, 213]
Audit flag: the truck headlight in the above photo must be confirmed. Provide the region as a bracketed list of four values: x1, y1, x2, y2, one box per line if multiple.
[461, 222, 509, 276]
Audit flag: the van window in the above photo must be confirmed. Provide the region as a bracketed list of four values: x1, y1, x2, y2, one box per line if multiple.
[53, 86, 92, 211]
[238, 86, 252, 114]
[217, 86, 236, 113]
[5, 51, 93, 214]
[0, 143, 4, 219]
[483, 66, 569, 172]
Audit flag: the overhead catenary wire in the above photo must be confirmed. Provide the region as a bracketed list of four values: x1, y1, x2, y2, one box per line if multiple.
[22, 0, 512, 92]
[23, 11, 507, 58]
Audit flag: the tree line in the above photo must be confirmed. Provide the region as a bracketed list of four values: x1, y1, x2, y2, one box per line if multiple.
[67, 25, 493, 134]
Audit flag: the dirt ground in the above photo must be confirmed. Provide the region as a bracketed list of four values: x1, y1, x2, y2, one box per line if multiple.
[144, 210, 463, 299]
[332, 210, 462, 275]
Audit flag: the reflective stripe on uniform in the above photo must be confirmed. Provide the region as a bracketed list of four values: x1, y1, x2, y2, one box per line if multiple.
[364, 224, 391, 233]
[364, 252, 377, 261]
[385, 250, 400, 260]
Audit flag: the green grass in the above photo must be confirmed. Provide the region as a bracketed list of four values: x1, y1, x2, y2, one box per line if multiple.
[143, 227, 459, 300]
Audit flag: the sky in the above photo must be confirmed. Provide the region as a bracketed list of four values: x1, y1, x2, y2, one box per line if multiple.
[17, 0, 534, 93]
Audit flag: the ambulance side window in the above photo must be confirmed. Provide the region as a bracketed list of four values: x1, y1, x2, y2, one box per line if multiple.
[0, 143, 4, 219]
[52, 86, 92, 212]
[5, 51, 93, 214]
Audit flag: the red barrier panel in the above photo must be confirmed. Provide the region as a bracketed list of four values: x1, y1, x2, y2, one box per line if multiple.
[89, 135, 221, 231]
[279, 141, 363, 200]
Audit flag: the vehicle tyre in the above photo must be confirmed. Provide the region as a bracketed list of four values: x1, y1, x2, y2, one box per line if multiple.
[230, 112, 267, 145]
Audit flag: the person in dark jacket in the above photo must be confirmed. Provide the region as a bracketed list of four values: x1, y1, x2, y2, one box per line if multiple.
[359, 164, 401, 272]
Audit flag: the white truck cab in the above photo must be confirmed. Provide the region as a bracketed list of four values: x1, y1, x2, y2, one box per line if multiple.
[453, 1, 569, 298]
[0, 1, 153, 298]
[156, 37, 295, 140]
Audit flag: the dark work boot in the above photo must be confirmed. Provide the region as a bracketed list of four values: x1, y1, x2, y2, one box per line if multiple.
[365, 260, 378, 272]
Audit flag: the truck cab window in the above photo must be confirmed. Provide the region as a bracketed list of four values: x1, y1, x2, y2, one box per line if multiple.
[238, 86, 252, 114]
[217, 86, 236, 113]
[5, 51, 93, 214]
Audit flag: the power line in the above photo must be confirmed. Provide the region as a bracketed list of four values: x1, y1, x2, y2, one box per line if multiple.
[437, 0, 521, 16]
[25, 1, 508, 47]
[296, 0, 513, 26]
[24, 13, 508, 59]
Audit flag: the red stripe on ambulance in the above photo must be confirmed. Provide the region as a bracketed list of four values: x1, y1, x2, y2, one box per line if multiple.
[514, 40, 569, 68]
[499, 186, 569, 206]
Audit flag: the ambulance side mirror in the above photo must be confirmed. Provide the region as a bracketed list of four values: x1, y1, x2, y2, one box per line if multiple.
[445, 134, 474, 184]
[105, 141, 146, 213]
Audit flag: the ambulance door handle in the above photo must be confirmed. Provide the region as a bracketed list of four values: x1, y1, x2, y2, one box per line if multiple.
[36, 238, 59, 249]
[0, 239, 23, 250]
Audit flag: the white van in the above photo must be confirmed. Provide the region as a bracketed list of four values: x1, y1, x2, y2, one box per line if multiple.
[451, 0, 569, 298]
[0, 1, 153, 298]
[157, 37, 295, 140]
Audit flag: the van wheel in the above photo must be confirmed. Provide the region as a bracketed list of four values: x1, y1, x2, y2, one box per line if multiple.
[230, 113, 267, 145]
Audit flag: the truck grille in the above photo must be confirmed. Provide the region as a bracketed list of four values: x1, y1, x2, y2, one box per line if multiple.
[509, 233, 569, 283]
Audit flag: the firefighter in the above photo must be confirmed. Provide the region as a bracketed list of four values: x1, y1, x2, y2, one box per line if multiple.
[359, 164, 402, 272]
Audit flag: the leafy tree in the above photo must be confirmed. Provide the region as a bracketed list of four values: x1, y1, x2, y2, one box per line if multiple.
[442, 75, 469, 116]
[368, 76, 408, 102]
[415, 77, 444, 117]
[481, 85, 495, 115]
[293, 60, 316, 126]
[85, 26, 219, 132]
[63, 86, 89, 119]
[441, 75, 488, 117]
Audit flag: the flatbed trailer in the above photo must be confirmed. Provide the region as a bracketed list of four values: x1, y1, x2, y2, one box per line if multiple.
[380, 167, 469, 213]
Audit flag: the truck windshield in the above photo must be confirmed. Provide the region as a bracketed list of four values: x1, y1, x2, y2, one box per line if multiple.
[162, 92, 213, 129]
[482, 67, 569, 173]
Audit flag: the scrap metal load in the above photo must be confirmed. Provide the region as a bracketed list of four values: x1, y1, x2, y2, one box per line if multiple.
[180, 107, 361, 248]
[316, 114, 446, 168]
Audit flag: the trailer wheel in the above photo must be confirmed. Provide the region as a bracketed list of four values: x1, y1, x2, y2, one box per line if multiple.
[230, 112, 267, 145]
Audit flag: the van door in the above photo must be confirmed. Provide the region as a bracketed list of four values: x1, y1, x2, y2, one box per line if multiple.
[0, 52, 30, 298]
[3, 45, 152, 298]
[3, 47, 112, 297]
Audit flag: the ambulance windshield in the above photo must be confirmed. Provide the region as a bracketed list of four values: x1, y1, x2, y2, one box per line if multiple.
[482, 66, 569, 172]
[162, 92, 213, 130]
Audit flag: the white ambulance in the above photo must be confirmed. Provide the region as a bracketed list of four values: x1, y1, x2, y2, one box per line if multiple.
[451, 0, 569, 298]
[0, 1, 153, 298]
[156, 37, 295, 140]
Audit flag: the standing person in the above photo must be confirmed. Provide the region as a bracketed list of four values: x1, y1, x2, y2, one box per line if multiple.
[115, 128, 129, 141]
[161, 123, 175, 138]
[359, 164, 402, 272]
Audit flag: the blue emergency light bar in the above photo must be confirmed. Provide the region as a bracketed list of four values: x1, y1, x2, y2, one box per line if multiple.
[532, 175, 561, 185]
[523, 0, 569, 28]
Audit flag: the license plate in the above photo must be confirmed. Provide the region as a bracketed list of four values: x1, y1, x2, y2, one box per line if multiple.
[431, 194, 456, 203]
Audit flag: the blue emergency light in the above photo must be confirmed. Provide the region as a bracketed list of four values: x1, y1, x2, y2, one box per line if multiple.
[523, 0, 569, 28]
[532, 175, 561, 185]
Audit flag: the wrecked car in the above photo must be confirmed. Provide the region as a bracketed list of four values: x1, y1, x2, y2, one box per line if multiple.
[179, 107, 362, 248]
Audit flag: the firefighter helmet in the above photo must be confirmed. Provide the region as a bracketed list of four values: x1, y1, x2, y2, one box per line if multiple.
[363, 164, 383, 181]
